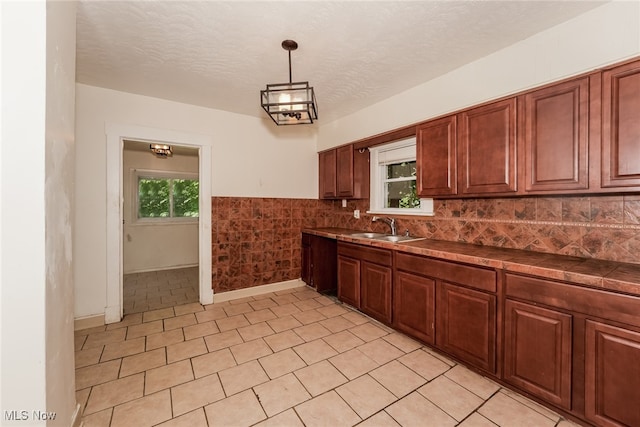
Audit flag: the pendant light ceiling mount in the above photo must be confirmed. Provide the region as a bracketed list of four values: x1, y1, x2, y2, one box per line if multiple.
[260, 39, 318, 126]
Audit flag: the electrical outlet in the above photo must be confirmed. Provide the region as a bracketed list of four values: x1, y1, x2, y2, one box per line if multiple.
[354, 209, 360, 219]
[342, 199, 347, 208]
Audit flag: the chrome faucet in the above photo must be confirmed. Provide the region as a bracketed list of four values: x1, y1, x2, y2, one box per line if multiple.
[372, 216, 397, 235]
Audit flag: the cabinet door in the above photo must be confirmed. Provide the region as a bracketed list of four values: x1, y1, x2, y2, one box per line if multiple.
[319, 149, 337, 198]
[458, 98, 517, 194]
[301, 237, 312, 286]
[437, 282, 496, 373]
[585, 320, 640, 427]
[360, 261, 392, 325]
[337, 255, 360, 308]
[523, 77, 589, 192]
[602, 60, 640, 188]
[336, 145, 355, 198]
[394, 271, 435, 345]
[416, 115, 457, 196]
[311, 235, 337, 293]
[504, 300, 572, 410]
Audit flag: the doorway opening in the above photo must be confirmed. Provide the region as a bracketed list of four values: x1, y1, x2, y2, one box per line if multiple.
[105, 123, 213, 324]
[122, 140, 200, 314]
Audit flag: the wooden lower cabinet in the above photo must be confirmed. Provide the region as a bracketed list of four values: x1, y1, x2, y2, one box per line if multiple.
[585, 320, 640, 427]
[393, 271, 435, 345]
[360, 261, 392, 324]
[337, 242, 392, 324]
[301, 233, 337, 293]
[504, 299, 572, 410]
[337, 255, 360, 308]
[437, 282, 496, 374]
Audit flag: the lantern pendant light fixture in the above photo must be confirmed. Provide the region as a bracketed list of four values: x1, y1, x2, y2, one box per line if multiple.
[261, 40, 318, 125]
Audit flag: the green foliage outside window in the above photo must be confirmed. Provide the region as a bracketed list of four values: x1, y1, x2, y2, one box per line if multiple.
[385, 161, 420, 209]
[138, 177, 199, 219]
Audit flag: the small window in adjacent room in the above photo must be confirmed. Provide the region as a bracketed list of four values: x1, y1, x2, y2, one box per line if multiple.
[368, 138, 434, 216]
[135, 171, 199, 221]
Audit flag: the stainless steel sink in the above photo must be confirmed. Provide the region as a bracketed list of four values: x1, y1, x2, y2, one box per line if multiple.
[349, 232, 388, 239]
[349, 232, 425, 243]
[375, 235, 424, 243]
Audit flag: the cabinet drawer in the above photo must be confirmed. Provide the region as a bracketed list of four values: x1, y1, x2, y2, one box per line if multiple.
[338, 242, 392, 267]
[396, 252, 496, 292]
[505, 273, 640, 328]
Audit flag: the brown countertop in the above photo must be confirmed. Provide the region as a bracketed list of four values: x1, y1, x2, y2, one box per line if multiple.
[303, 227, 640, 297]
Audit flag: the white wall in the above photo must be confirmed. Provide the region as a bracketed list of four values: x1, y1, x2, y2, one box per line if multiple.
[74, 84, 318, 318]
[318, 1, 640, 150]
[1, 1, 78, 425]
[123, 149, 199, 273]
[44, 1, 78, 424]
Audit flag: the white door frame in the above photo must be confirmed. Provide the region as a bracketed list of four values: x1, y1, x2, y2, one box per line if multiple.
[105, 123, 213, 324]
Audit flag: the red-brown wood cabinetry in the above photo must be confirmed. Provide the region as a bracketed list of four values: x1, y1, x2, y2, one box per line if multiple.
[504, 299, 572, 410]
[319, 149, 338, 199]
[437, 282, 497, 374]
[458, 98, 518, 195]
[522, 77, 590, 192]
[337, 254, 360, 309]
[416, 115, 457, 197]
[301, 233, 337, 293]
[585, 320, 640, 427]
[338, 242, 392, 324]
[601, 59, 640, 189]
[360, 261, 392, 324]
[394, 251, 497, 373]
[319, 145, 369, 199]
[393, 258, 436, 345]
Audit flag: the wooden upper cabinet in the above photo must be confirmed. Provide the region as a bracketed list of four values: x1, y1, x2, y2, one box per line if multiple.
[319, 145, 368, 199]
[523, 77, 590, 192]
[458, 98, 517, 195]
[416, 115, 457, 196]
[336, 145, 355, 198]
[601, 59, 640, 188]
[319, 149, 337, 198]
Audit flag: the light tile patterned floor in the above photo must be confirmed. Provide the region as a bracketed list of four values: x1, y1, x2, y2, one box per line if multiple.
[123, 267, 199, 314]
[75, 286, 580, 427]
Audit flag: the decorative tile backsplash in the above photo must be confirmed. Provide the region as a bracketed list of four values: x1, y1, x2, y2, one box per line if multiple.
[328, 196, 640, 265]
[212, 195, 640, 292]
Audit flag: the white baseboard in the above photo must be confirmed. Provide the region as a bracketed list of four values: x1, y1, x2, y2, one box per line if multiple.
[213, 279, 307, 303]
[123, 263, 198, 275]
[71, 403, 82, 427]
[74, 314, 105, 331]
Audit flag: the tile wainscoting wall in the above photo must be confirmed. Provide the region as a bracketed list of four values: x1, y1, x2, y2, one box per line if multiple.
[212, 195, 640, 293]
[211, 197, 333, 293]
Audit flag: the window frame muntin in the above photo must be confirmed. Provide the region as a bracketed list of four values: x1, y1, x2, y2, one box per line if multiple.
[133, 169, 200, 224]
[368, 138, 434, 216]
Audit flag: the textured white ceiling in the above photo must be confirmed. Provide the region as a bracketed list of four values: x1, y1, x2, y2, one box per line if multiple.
[76, 1, 605, 125]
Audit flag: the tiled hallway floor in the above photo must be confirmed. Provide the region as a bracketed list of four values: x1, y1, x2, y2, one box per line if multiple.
[75, 285, 579, 427]
[123, 267, 199, 315]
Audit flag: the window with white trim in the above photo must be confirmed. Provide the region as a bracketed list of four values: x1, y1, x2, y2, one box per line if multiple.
[368, 138, 434, 216]
[134, 170, 199, 222]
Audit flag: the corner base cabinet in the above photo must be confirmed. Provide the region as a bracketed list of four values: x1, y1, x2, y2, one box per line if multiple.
[301, 233, 337, 293]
